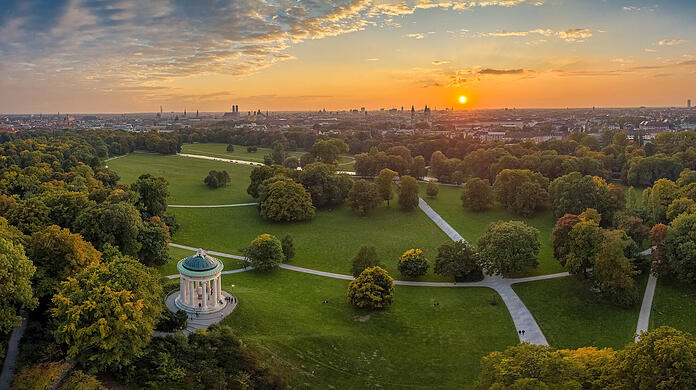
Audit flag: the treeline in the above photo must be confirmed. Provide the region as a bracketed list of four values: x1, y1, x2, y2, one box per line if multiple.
[0, 132, 285, 388]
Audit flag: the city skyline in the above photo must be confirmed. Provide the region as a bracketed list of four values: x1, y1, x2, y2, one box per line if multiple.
[1, 0, 695, 113]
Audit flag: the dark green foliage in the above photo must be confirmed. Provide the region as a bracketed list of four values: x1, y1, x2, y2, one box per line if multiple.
[493, 169, 549, 216]
[155, 310, 188, 332]
[663, 213, 696, 283]
[478, 221, 540, 275]
[204, 170, 230, 189]
[226, 144, 235, 152]
[131, 173, 169, 217]
[350, 246, 382, 277]
[434, 240, 483, 282]
[246, 145, 258, 152]
[247, 165, 275, 198]
[298, 163, 352, 208]
[461, 177, 493, 211]
[259, 178, 315, 222]
[347, 179, 380, 216]
[75, 202, 144, 257]
[137, 217, 172, 267]
[243, 234, 285, 271]
[398, 175, 419, 211]
[281, 234, 295, 262]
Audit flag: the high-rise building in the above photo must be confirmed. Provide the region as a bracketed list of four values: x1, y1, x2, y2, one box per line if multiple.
[689, 99, 692, 108]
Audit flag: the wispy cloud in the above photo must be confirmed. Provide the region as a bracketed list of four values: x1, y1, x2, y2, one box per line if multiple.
[557, 28, 593, 42]
[479, 28, 593, 42]
[432, 60, 450, 65]
[659, 39, 687, 46]
[405, 33, 425, 39]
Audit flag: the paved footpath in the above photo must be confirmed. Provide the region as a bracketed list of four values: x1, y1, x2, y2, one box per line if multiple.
[168, 241, 566, 345]
[418, 198, 465, 242]
[177, 153, 356, 175]
[168, 202, 258, 208]
[0, 315, 27, 389]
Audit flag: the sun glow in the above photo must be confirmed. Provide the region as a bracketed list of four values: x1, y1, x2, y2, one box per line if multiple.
[459, 96, 467, 104]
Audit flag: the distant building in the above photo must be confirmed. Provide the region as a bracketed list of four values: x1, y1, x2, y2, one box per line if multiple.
[689, 99, 692, 109]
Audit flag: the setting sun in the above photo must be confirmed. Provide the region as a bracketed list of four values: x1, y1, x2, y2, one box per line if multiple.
[459, 96, 467, 104]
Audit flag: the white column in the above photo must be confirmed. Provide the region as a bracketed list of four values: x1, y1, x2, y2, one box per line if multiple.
[211, 278, 216, 306]
[189, 279, 195, 307]
[183, 279, 190, 305]
[179, 277, 185, 302]
[202, 279, 208, 308]
[216, 275, 222, 301]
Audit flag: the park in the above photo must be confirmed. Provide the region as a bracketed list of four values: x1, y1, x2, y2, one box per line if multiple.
[102, 144, 696, 387]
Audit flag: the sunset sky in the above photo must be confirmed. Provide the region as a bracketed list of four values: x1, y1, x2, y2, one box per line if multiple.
[1, 0, 695, 113]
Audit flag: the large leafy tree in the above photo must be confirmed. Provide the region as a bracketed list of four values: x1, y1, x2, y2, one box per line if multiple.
[347, 266, 394, 310]
[662, 213, 696, 283]
[643, 178, 679, 224]
[0, 238, 37, 333]
[28, 225, 101, 297]
[298, 163, 352, 208]
[565, 219, 605, 279]
[131, 173, 169, 217]
[433, 240, 482, 281]
[247, 165, 275, 198]
[593, 229, 637, 306]
[374, 168, 397, 205]
[549, 172, 622, 223]
[312, 138, 349, 164]
[461, 178, 493, 211]
[75, 202, 144, 257]
[493, 169, 548, 216]
[477, 221, 540, 275]
[52, 254, 162, 371]
[398, 175, 420, 211]
[137, 216, 172, 267]
[242, 234, 285, 271]
[347, 179, 380, 216]
[552, 213, 582, 264]
[260, 178, 315, 222]
[607, 326, 696, 389]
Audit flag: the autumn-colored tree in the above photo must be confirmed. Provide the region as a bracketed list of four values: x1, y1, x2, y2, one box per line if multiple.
[52, 255, 163, 371]
[426, 180, 439, 198]
[593, 229, 637, 306]
[0, 238, 37, 333]
[616, 214, 650, 248]
[643, 178, 679, 224]
[552, 213, 581, 264]
[347, 266, 394, 310]
[397, 248, 429, 278]
[666, 197, 696, 221]
[565, 219, 604, 279]
[28, 225, 101, 297]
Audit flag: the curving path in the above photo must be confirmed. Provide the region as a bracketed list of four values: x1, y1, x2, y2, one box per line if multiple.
[177, 152, 356, 175]
[167, 241, 564, 345]
[0, 314, 27, 389]
[168, 203, 258, 208]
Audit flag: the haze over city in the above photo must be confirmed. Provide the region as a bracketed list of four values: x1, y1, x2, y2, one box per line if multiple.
[1, 0, 695, 113]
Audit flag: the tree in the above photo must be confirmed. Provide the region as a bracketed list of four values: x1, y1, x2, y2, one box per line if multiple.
[662, 213, 696, 283]
[474, 343, 581, 389]
[0, 238, 37, 333]
[247, 165, 275, 198]
[75, 202, 143, 257]
[281, 234, 295, 262]
[270, 140, 286, 164]
[131, 173, 169, 217]
[347, 266, 394, 310]
[226, 144, 235, 152]
[552, 213, 581, 264]
[246, 145, 258, 153]
[137, 216, 171, 267]
[549, 172, 619, 223]
[565, 219, 604, 278]
[593, 229, 637, 306]
[203, 170, 230, 189]
[666, 197, 696, 221]
[374, 168, 397, 205]
[28, 225, 101, 297]
[299, 152, 315, 167]
[312, 138, 349, 164]
[493, 169, 549, 216]
[298, 163, 352, 208]
[426, 180, 439, 198]
[651, 223, 670, 276]
[616, 214, 650, 248]
[283, 156, 299, 169]
[477, 221, 540, 275]
[351, 246, 382, 277]
[242, 234, 285, 271]
[347, 179, 380, 216]
[461, 178, 493, 211]
[397, 248, 429, 278]
[434, 240, 482, 281]
[11, 361, 73, 390]
[643, 178, 679, 224]
[398, 175, 419, 211]
[259, 178, 315, 222]
[607, 326, 696, 389]
[412, 156, 427, 179]
[429, 151, 448, 179]
[52, 255, 162, 371]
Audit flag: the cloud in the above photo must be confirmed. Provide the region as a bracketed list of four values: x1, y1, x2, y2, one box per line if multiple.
[405, 33, 425, 39]
[366, 58, 380, 61]
[645, 48, 657, 52]
[557, 28, 592, 42]
[478, 68, 525, 75]
[432, 60, 449, 65]
[659, 39, 687, 46]
[482, 28, 552, 37]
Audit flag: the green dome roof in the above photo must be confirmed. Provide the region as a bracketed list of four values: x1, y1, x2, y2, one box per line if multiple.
[181, 250, 219, 272]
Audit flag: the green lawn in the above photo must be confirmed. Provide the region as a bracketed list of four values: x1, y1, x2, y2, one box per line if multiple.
[513, 276, 647, 349]
[107, 153, 255, 205]
[181, 142, 355, 170]
[169, 201, 453, 281]
[421, 184, 563, 277]
[220, 270, 517, 388]
[650, 278, 696, 334]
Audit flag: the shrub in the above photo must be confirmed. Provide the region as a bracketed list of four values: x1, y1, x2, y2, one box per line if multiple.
[226, 144, 234, 152]
[204, 170, 230, 189]
[281, 234, 295, 261]
[426, 180, 439, 198]
[397, 248, 429, 278]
